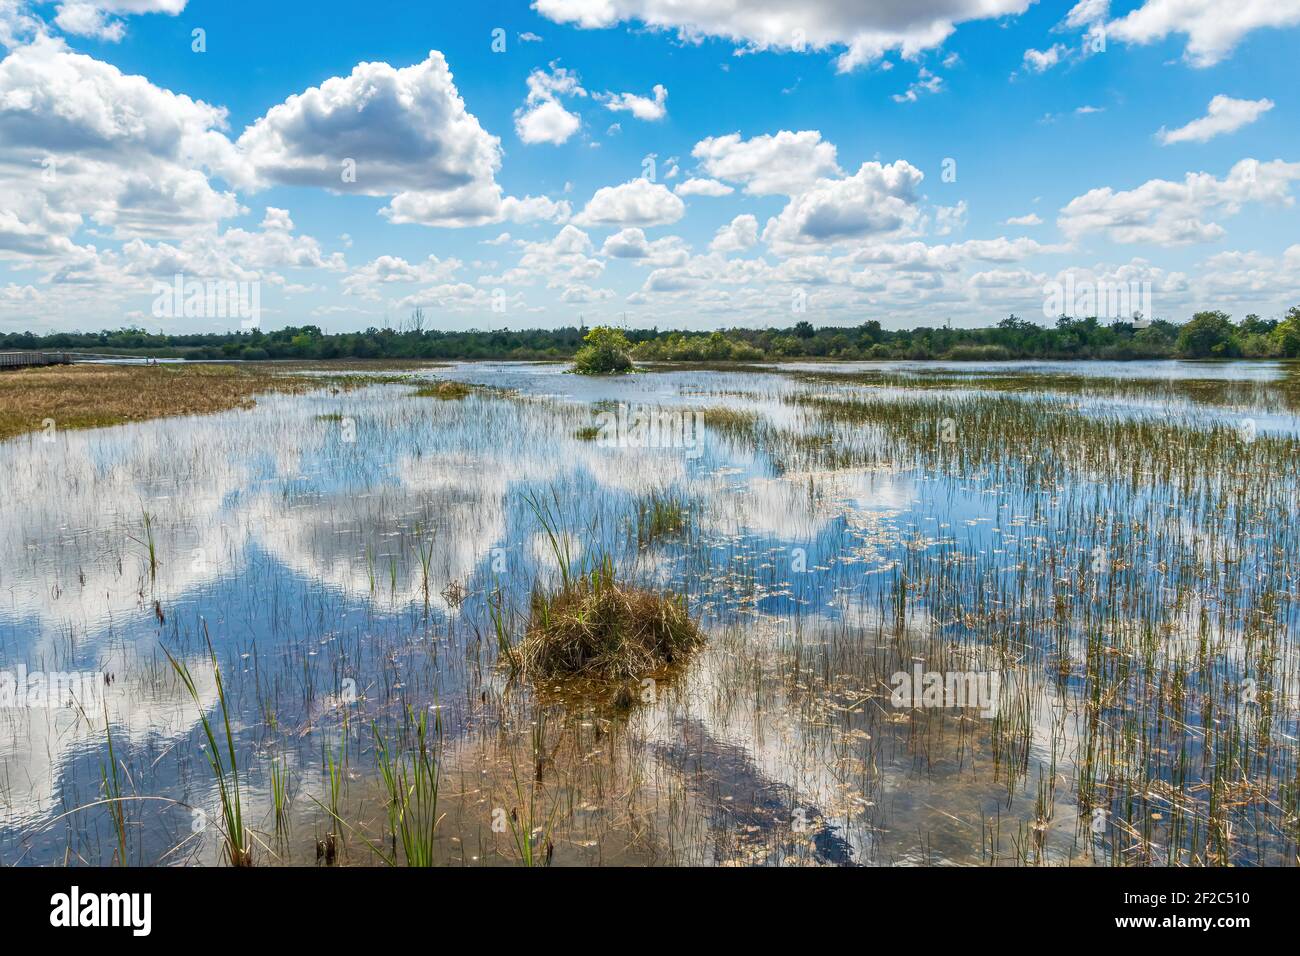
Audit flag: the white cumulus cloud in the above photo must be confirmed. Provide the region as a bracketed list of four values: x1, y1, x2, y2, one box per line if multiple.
[597, 83, 667, 120]
[1107, 0, 1300, 67]
[673, 178, 734, 197]
[709, 214, 759, 254]
[762, 160, 925, 249]
[572, 178, 685, 227]
[1158, 95, 1274, 145]
[0, 35, 245, 257]
[532, 0, 1034, 72]
[692, 130, 840, 196]
[514, 63, 585, 145]
[237, 51, 565, 227]
[1058, 159, 1300, 245]
[53, 1, 185, 43]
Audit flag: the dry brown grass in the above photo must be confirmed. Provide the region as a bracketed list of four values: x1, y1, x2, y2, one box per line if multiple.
[506, 562, 704, 682]
[0, 363, 309, 441]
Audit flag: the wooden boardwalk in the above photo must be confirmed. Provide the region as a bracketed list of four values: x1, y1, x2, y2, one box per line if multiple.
[0, 351, 72, 370]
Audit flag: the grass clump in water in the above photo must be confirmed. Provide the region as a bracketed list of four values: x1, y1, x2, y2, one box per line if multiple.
[414, 379, 472, 400]
[700, 405, 761, 445]
[635, 491, 689, 546]
[374, 709, 442, 867]
[508, 558, 703, 681]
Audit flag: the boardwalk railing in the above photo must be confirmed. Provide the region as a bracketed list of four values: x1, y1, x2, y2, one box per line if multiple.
[0, 351, 72, 369]
[0, 351, 162, 368]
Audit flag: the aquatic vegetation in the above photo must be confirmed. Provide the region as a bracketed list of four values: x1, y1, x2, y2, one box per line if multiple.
[374, 710, 442, 866]
[5, 358, 1300, 868]
[635, 490, 689, 546]
[413, 379, 472, 400]
[800, 364, 1300, 415]
[502, 768, 557, 867]
[163, 630, 251, 867]
[100, 709, 128, 866]
[699, 405, 761, 444]
[321, 735, 347, 857]
[269, 756, 291, 841]
[507, 557, 703, 682]
[499, 492, 704, 682]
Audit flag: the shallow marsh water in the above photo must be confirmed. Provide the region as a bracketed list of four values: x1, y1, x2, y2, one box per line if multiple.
[2, 359, 1298, 866]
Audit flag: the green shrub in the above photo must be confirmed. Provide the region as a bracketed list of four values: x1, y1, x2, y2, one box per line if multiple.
[1176, 311, 1239, 358]
[572, 326, 634, 374]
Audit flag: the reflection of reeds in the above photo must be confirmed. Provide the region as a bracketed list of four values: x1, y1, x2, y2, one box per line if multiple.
[414, 525, 435, 601]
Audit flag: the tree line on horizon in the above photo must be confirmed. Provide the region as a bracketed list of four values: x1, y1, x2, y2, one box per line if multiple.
[4, 307, 1299, 363]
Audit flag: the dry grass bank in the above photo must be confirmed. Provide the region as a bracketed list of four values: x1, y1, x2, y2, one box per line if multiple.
[0, 363, 310, 441]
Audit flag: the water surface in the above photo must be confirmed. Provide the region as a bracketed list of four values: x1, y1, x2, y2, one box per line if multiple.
[2, 360, 1297, 866]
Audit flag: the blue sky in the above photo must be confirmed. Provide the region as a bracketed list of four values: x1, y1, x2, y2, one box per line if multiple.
[1, 0, 1298, 333]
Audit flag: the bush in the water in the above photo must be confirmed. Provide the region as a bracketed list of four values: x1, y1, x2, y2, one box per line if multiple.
[572, 326, 634, 375]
